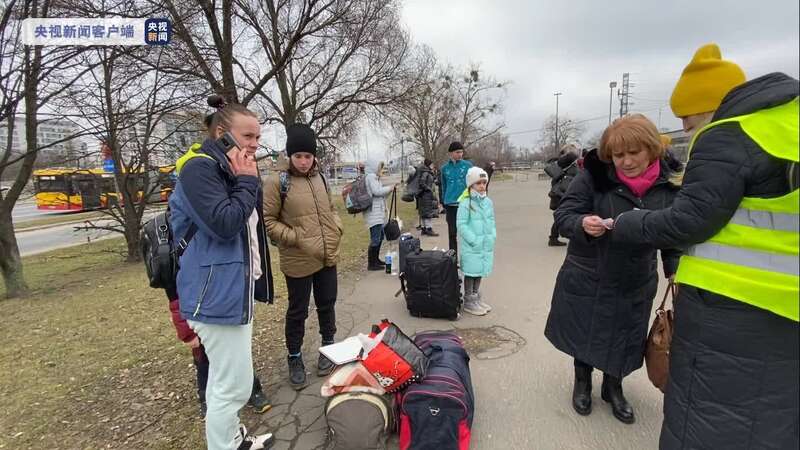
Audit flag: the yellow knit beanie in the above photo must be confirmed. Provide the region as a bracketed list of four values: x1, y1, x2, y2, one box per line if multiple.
[670, 44, 745, 117]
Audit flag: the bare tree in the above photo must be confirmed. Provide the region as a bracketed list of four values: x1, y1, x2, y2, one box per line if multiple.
[537, 114, 585, 160]
[453, 65, 507, 148]
[0, 0, 94, 298]
[64, 43, 206, 262]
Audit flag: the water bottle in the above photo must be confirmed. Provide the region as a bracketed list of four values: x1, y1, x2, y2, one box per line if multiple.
[391, 252, 398, 276]
[385, 253, 392, 274]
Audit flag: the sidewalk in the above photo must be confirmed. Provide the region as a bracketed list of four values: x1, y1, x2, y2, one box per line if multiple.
[252, 178, 667, 449]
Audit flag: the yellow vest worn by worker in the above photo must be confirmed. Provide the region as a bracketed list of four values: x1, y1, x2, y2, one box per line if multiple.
[676, 97, 799, 322]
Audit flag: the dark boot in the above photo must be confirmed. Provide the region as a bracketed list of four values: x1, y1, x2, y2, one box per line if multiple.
[601, 373, 635, 424]
[367, 247, 383, 271]
[548, 236, 567, 247]
[248, 378, 272, 414]
[287, 355, 308, 390]
[423, 227, 440, 237]
[317, 353, 334, 376]
[572, 365, 593, 415]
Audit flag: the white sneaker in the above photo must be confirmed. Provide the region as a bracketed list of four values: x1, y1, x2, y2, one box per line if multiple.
[462, 296, 487, 316]
[476, 292, 492, 312]
[236, 424, 275, 450]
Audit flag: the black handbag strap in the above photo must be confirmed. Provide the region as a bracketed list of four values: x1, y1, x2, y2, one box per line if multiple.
[657, 280, 677, 312]
[388, 186, 397, 219]
[175, 223, 198, 257]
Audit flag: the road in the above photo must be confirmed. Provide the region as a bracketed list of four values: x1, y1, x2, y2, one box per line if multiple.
[252, 176, 669, 450]
[16, 210, 162, 256]
[11, 200, 69, 223]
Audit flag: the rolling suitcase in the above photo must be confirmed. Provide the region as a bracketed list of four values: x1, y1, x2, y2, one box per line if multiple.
[398, 249, 461, 320]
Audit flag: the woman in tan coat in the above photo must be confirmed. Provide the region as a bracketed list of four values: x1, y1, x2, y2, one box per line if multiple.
[262, 123, 343, 390]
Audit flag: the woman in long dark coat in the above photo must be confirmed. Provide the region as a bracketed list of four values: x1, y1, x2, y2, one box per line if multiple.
[416, 159, 440, 236]
[544, 114, 681, 424]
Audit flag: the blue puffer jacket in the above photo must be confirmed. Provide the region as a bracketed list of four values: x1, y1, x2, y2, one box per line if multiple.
[440, 159, 473, 206]
[169, 140, 274, 326]
[456, 190, 496, 277]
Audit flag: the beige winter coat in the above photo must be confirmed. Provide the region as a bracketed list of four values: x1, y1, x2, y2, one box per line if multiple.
[262, 158, 343, 278]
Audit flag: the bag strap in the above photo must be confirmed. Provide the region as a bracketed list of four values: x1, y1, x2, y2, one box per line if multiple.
[657, 280, 677, 311]
[389, 187, 397, 219]
[175, 223, 198, 257]
[394, 273, 406, 298]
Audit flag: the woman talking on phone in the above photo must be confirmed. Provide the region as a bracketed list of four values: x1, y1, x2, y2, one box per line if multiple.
[543, 114, 681, 425]
[169, 95, 275, 450]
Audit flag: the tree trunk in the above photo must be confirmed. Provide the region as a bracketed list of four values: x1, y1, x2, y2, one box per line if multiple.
[0, 208, 28, 298]
[125, 219, 141, 263]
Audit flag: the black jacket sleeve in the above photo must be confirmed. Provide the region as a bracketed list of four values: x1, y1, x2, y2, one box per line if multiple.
[613, 126, 749, 248]
[179, 157, 259, 241]
[554, 169, 595, 246]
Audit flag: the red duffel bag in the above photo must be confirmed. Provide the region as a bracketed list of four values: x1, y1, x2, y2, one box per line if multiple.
[359, 319, 429, 393]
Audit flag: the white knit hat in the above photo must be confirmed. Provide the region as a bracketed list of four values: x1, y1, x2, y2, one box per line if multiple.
[466, 166, 489, 188]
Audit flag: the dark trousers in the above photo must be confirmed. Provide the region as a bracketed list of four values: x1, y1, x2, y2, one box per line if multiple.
[285, 266, 338, 354]
[550, 221, 560, 239]
[193, 346, 262, 402]
[369, 224, 384, 248]
[446, 205, 459, 253]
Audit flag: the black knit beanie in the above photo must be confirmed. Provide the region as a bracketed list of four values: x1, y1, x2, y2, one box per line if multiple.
[285, 123, 317, 156]
[448, 141, 464, 152]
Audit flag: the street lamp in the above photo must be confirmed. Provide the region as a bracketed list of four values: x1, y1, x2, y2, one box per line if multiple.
[608, 81, 617, 125]
[554, 92, 562, 155]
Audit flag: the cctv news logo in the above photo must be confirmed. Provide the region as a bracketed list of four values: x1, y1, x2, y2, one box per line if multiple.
[22, 18, 171, 46]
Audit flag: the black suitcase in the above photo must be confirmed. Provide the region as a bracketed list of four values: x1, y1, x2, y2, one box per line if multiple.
[398, 233, 421, 274]
[398, 250, 461, 320]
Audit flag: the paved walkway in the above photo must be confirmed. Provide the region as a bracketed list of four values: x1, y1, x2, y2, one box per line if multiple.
[255, 177, 668, 450]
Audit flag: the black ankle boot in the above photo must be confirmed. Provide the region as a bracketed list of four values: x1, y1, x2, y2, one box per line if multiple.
[572, 365, 593, 415]
[601, 374, 635, 424]
[287, 355, 307, 390]
[424, 227, 440, 237]
[367, 247, 384, 271]
[548, 236, 567, 247]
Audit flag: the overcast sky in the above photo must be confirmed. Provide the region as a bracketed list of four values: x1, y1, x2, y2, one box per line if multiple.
[397, 0, 800, 150]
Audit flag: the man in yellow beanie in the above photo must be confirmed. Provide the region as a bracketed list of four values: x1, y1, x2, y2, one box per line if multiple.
[613, 43, 799, 449]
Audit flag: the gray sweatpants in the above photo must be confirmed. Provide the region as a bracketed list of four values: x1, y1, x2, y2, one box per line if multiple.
[189, 320, 254, 450]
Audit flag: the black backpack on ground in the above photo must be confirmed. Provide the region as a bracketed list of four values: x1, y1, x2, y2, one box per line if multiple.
[140, 209, 197, 290]
[397, 249, 461, 320]
[325, 392, 395, 450]
[398, 233, 421, 274]
[398, 331, 475, 450]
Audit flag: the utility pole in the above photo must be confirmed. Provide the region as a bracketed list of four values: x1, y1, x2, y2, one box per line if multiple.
[618, 73, 631, 117]
[608, 81, 617, 125]
[554, 92, 562, 155]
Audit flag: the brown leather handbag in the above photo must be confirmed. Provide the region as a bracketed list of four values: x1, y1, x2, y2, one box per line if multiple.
[645, 281, 677, 392]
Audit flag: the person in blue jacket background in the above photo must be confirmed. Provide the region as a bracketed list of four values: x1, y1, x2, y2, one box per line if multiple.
[440, 141, 473, 255]
[457, 166, 496, 316]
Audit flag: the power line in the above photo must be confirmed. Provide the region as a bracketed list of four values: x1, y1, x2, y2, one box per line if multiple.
[504, 106, 666, 137]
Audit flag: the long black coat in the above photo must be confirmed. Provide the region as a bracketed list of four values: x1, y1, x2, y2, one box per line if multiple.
[416, 166, 439, 219]
[544, 150, 680, 378]
[613, 73, 799, 450]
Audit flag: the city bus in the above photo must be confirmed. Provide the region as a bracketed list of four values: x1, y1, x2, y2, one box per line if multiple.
[32, 168, 106, 211]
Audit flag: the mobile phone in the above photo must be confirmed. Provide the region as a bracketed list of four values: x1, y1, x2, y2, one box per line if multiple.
[217, 131, 240, 152]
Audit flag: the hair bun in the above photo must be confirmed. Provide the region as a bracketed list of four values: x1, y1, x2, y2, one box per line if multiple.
[207, 95, 226, 109]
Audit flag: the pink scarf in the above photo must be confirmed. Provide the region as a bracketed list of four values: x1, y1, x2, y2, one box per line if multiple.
[616, 159, 661, 198]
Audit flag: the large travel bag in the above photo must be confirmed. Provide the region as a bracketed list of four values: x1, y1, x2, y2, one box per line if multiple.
[398, 331, 475, 450]
[398, 249, 462, 320]
[325, 391, 395, 450]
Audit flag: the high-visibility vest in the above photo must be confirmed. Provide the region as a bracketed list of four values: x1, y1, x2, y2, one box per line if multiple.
[675, 97, 799, 322]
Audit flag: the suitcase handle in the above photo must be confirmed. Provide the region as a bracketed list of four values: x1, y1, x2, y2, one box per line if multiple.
[394, 273, 406, 298]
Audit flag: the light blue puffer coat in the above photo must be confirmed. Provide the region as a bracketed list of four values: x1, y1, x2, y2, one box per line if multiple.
[456, 190, 497, 277]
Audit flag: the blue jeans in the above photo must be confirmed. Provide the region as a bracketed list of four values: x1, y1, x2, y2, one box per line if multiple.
[369, 224, 384, 248]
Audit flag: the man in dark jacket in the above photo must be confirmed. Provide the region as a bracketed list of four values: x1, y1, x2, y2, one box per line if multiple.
[546, 150, 579, 246]
[613, 44, 799, 450]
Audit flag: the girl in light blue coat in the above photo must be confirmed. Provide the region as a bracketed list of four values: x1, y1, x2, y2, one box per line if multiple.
[457, 166, 497, 316]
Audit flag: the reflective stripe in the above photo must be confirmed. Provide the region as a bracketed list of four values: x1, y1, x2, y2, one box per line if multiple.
[729, 208, 800, 232]
[687, 242, 800, 276]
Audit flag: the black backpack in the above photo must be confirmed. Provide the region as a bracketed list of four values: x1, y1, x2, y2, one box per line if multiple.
[140, 209, 197, 290]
